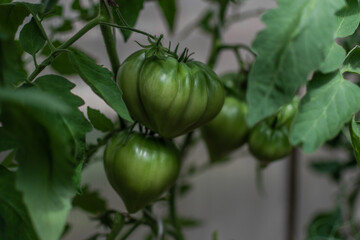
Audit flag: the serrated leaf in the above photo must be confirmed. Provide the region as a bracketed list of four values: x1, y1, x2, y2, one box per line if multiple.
[72, 185, 107, 215]
[0, 40, 27, 86]
[350, 117, 360, 165]
[158, 0, 176, 32]
[113, 0, 144, 41]
[0, 166, 39, 240]
[319, 0, 360, 73]
[68, 49, 133, 122]
[0, 2, 41, 40]
[0, 86, 84, 240]
[246, 0, 346, 126]
[290, 71, 360, 152]
[342, 46, 360, 74]
[19, 17, 46, 56]
[87, 107, 114, 132]
[34, 75, 92, 161]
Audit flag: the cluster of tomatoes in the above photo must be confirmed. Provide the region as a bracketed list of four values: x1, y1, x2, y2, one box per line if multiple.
[104, 45, 299, 213]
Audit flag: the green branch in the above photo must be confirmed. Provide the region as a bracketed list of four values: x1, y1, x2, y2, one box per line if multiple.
[100, 25, 121, 75]
[27, 17, 102, 82]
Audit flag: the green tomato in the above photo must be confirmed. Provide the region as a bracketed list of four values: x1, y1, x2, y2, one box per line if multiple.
[201, 96, 249, 162]
[104, 131, 180, 213]
[276, 96, 300, 128]
[248, 120, 292, 163]
[117, 50, 225, 138]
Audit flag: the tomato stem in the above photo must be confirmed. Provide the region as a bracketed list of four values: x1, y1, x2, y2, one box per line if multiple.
[119, 220, 143, 240]
[169, 185, 185, 240]
[100, 21, 157, 40]
[100, 24, 121, 75]
[27, 17, 102, 82]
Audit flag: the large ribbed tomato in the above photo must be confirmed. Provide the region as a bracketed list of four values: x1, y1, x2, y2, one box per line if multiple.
[104, 131, 180, 213]
[116, 50, 225, 138]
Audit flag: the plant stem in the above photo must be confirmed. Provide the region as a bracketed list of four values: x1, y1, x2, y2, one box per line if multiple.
[33, 15, 55, 51]
[169, 186, 184, 240]
[207, 25, 221, 69]
[119, 221, 142, 240]
[100, 25, 121, 75]
[218, 44, 256, 57]
[27, 17, 103, 82]
[180, 131, 194, 158]
[100, 21, 156, 40]
[286, 148, 298, 240]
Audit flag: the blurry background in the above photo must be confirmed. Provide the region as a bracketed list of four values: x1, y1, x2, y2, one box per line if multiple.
[18, 0, 355, 239]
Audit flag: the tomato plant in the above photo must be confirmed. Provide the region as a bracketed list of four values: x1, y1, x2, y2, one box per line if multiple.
[1, 0, 360, 240]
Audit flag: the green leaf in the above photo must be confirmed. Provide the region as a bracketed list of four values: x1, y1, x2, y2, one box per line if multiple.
[319, 0, 360, 73]
[350, 117, 360, 165]
[309, 160, 343, 182]
[246, 0, 346, 126]
[335, 0, 360, 38]
[41, 0, 58, 14]
[1, 150, 17, 168]
[40, 41, 77, 75]
[106, 213, 124, 240]
[0, 166, 39, 240]
[0, 40, 27, 86]
[290, 71, 360, 152]
[34, 75, 92, 161]
[0, 2, 42, 40]
[306, 208, 342, 239]
[113, 0, 144, 41]
[341, 46, 360, 74]
[0, 86, 82, 240]
[72, 185, 107, 215]
[318, 42, 347, 74]
[0, 87, 71, 114]
[0, 127, 16, 152]
[158, 0, 177, 32]
[68, 49, 133, 122]
[19, 17, 46, 56]
[87, 107, 114, 132]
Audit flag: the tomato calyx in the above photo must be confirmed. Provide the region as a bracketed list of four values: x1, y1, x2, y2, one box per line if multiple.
[135, 35, 195, 63]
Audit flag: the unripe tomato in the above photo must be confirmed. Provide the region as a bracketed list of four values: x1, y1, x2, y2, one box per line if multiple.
[104, 131, 180, 213]
[201, 96, 249, 162]
[276, 96, 300, 128]
[117, 50, 225, 138]
[248, 120, 292, 163]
